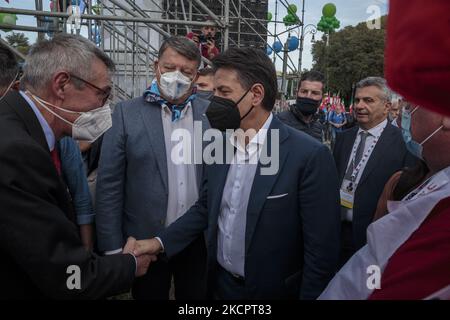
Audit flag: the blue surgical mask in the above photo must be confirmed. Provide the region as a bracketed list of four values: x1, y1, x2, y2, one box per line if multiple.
[401, 106, 443, 159]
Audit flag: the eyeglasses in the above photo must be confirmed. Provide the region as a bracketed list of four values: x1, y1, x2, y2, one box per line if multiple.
[69, 73, 111, 105]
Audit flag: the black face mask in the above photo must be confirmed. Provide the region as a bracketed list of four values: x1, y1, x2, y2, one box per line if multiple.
[294, 97, 321, 116]
[205, 88, 253, 132]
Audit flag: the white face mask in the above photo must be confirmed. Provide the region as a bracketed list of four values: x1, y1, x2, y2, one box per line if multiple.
[157, 65, 194, 101]
[28, 91, 112, 143]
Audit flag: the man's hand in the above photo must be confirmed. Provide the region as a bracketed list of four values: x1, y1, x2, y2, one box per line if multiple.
[123, 237, 157, 277]
[133, 238, 163, 256]
[79, 224, 94, 251]
[192, 34, 200, 45]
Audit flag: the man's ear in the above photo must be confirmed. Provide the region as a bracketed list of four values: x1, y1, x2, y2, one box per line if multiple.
[52, 71, 70, 100]
[385, 101, 392, 114]
[251, 83, 265, 107]
[193, 72, 200, 84]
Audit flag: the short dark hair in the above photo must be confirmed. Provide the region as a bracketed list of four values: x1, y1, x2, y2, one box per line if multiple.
[212, 47, 277, 111]
[298, 71, 325, 90]
[0, 44, 19, 89]
[158, 36, 201, 68]
[198, 67, 214, 77]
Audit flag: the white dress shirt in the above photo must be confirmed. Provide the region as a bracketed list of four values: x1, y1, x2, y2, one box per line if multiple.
[341, 119, 388, 221]
[217, 113, 273, 277]
[161, 102, 199, 227]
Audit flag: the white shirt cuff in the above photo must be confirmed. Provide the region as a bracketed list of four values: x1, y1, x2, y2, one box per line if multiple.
[104, 248, 122, 255]
[155, 237, 165, 253]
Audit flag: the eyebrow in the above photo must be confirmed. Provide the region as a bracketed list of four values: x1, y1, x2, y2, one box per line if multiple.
[216, 85, 232, 91]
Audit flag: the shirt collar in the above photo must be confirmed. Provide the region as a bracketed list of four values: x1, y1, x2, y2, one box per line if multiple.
[19, 91, 56, 151]
[358, 118, 388, 137]
[143, 79, 197, 121]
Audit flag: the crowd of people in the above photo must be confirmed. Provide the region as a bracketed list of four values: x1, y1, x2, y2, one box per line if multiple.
[0, 1, 449, 300]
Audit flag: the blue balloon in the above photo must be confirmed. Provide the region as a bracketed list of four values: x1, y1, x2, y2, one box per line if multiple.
[71, 0, 86, 12]
[266, 46, 273, 56]
[287, 36, 299, 52]
[273, 41, 283, 53]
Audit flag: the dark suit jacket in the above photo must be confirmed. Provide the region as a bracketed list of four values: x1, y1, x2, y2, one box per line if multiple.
[159, 116, 341, 299]
[0, 91, 135, 299]
[96, 96, 210, 251]
[333, 122, 417, 250]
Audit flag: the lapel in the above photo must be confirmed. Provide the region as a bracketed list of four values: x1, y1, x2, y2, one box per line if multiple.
[358, 123, 396, 187]
[4, 91, 49, 153]
[139, 100, 169, 192]
[4, 91, 75, 222]
[208, 133, 234, 228]
[245, 116, 290, 253]
[192, 98, 210, 189]
[339, 127, 358, 182]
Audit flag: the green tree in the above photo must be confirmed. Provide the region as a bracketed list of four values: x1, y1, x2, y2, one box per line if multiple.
[6, 32, 30, 56]
[311, 16, 387, 106]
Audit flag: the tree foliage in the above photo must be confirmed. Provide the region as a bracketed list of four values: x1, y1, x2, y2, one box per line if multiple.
[311, 16, 387, 105]
[6, 32, 30, 56]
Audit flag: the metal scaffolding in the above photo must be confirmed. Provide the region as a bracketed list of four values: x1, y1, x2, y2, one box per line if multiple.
[0, 0, 303, 101]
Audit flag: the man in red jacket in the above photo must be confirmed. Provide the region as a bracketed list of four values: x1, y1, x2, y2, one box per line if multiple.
[370, 0, 450, 299]
[319, 0, 450, 299]
[187, 18, 220, 61]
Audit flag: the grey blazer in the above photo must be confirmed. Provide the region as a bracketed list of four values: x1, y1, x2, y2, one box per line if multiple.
[95, 96, 210, 252]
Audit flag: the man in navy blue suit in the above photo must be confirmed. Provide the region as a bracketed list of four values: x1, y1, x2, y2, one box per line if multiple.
[134, 48, 341, 300]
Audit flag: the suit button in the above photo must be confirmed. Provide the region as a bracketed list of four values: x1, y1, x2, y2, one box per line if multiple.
[160, 219, 164, 225]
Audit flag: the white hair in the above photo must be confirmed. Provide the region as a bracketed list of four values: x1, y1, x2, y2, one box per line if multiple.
[21, 34, 115, 93]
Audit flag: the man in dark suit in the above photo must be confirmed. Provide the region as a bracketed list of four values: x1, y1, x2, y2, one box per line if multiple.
[134, 48, 341, 300]
[0, 35, 152, 299]
[333, 77, 416, 265]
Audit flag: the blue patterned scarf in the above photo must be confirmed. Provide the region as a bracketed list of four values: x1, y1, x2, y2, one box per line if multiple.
[143, 79, 197, 122]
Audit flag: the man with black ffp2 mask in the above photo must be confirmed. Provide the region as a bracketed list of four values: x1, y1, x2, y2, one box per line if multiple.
[277, 71, 325, 142]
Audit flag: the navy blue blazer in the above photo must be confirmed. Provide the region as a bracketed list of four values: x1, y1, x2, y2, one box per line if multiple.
[333, 122, 418, 250]
[159, 116, 341, 299]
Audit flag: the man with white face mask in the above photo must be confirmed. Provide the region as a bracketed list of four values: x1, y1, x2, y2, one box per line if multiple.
[319, 105, 450, 300]
[96, 36, 210, 300]
[0, 34, 154, 299]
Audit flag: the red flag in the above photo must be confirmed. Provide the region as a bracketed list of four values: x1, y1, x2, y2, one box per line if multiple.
[386, 0, 450, 116]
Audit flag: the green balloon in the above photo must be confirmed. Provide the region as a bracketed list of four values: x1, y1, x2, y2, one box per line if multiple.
[323, 3, 337, 18]
[92, 4, 101, 15]
[0, 13, 17, 32]
[288, 4, 297, 15]
[0, 13, 17, 25]
[267, 12, 273, 22]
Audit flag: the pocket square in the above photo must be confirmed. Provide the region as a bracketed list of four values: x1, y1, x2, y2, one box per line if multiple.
[266, 193, 288, 200]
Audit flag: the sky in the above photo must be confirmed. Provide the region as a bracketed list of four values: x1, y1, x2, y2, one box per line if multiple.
[267, 0, 388, 72]
[0, 0, 388, 72]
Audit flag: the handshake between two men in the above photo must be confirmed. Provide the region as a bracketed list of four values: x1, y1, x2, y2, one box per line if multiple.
[122, 237, 164, 277]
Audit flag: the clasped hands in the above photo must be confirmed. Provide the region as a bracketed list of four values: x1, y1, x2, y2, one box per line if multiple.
[122, 237, 163, 277]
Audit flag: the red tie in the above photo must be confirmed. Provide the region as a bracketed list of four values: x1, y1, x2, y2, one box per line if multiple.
[50, 149, 61, 175]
